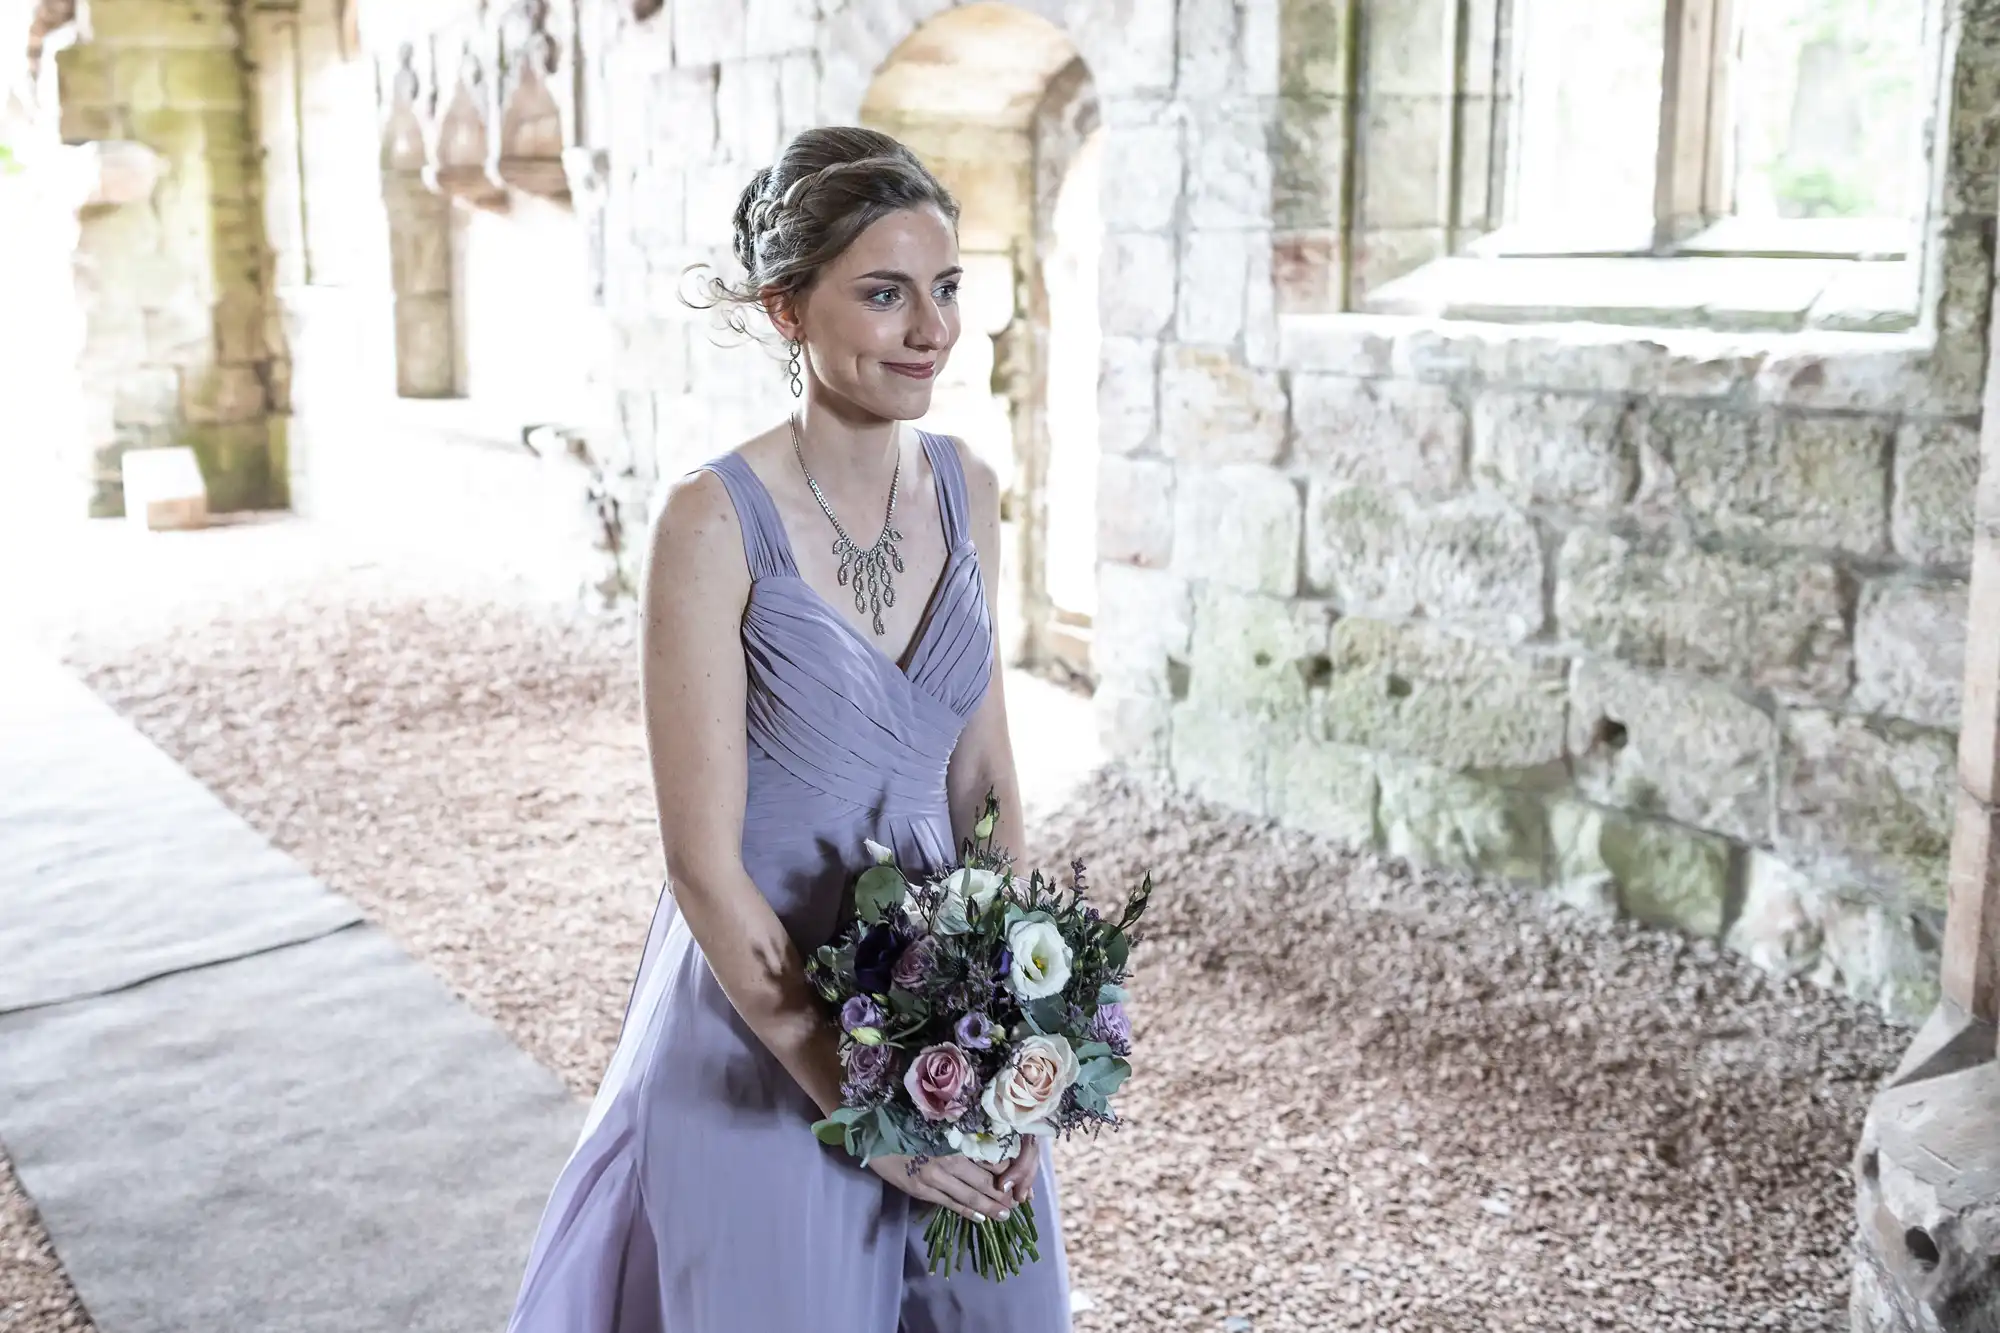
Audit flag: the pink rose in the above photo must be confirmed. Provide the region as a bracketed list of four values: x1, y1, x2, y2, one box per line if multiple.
[902, 1042, 976, 1122]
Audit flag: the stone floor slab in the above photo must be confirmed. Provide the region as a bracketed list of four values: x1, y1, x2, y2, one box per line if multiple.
[0, 924, 581, 1333]
[0, 646, 362, 1013]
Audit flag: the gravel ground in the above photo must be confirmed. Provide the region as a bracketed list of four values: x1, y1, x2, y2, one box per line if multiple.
[2, 518, 1905, 1332]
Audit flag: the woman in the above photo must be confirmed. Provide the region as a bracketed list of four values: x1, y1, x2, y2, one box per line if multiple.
[505, 127, 1072, 1331]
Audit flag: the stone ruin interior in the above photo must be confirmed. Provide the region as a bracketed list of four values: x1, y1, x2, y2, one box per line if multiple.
[2, 0, 1998, 1326]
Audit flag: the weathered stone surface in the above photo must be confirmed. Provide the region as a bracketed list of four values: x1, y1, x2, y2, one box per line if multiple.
[1648, 404, 1890, 553]
[1725, 851, 1825, 979]
[1098, 456, 1174, 569]
[714, 58, 783, 165]
[1350, 224, 1448, 300]
[1852, 1060, 2000, 1333]
[744, 0, 819, 58]
[1176, 0, 1243, 100]
[1366, 0, 1454, 96]
[84, 0, 239, 46]
[1098, 122, 1182, 234]
[1555, 528, 1851, 703]
[1777, 710, 1955, 910]
[1159, 345, 1285, 465]
[1311, 617, 1567, 773]
[1176, 230, 1251, 346]
[162, 48, 244, 108]
[1550, 800, 1732, 938]
[1854, 579, 1968, 729]
[1306, 483, 1544, 642]
[1277, 315, 1400, 377]
[1266, 737, 1377, 845]
[1077, 0, 1176, 96]
[1273, 95, 1346, 233]
[1472, 391, 1638, 511]
[1893, 419, 1980, 566]
[179, 365, 267, 425]
[1292, 375, 1466, 497]
[1186, 585, 1332, 723]
[673, 0, 746, 65]
[1170, 700, 1268, 813]
[1100, 232, 1177, 337]
[114, 368, 181, 427]
[1378, 756, 1545, 883]
[181, 420, 276, 512]
[1095, 689, 1172, 779]
[1811, 897, 1942, 1025]
[1092, 563, 1193, 698]
[1359, 97, 1448, 229]
[1280, 0, 1352, 98]
[1568, 658, 1777, 843]
[1186, 101, 1270, 229]
[1172, 465, 1302, 595]
[1098, 336, 1159, 457]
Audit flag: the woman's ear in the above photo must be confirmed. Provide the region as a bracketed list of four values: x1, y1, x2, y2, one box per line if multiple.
[763, 290, 801, 342]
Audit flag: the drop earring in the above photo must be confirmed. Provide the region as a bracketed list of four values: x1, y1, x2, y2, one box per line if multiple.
[786, 339, 804, 398]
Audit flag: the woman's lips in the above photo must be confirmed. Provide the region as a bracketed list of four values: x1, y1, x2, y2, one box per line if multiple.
[883, 361, 936, 380]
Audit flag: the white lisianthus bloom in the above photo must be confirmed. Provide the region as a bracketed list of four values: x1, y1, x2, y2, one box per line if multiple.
[862, 839, 898, 867]
[946, 1124, 1022, 1164]
[940, 866, 1008, 916]
[980, 1034, 1079, 1136]
[1005, 918, 1072, 1001]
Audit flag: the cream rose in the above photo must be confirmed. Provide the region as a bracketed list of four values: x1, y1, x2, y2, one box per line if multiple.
[940, 867, 1008, 916]
[980, 1034, 1078, 1136]
[1005, 918, 1072, 1001]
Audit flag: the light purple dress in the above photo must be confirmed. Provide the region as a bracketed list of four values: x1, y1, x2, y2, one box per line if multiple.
[506, 431, 1072, 1332]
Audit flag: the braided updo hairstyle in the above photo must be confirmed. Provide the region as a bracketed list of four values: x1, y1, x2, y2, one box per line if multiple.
[691, 127, 961, 334]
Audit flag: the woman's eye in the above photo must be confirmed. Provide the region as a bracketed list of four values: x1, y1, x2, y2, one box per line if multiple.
[934, 281, 960, 304]
[868, 287, 901, 308]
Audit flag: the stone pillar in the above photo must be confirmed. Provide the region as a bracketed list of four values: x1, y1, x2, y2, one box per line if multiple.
[1849, 323, 2000, 1328]
[379, 42, 455, 398]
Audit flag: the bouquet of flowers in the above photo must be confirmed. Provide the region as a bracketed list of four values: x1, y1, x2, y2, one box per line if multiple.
[806, 790, 1151, 1280]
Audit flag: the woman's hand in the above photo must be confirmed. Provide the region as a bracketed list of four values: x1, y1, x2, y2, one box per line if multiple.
[992, 1133, 1040, 1204]
[869, 1153, 1019, 1224]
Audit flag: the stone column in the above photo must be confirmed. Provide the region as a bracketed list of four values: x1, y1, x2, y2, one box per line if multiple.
[1849, 335, 2000, 1328]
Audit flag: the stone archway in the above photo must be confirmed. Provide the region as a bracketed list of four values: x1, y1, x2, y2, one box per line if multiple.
[857, 1, 1101, 681]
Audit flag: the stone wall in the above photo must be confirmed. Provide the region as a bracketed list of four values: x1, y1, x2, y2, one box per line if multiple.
[341, 0, 1990, 1025]
[1091, 0, 1997, 1026]
[57, 0, 287, 515]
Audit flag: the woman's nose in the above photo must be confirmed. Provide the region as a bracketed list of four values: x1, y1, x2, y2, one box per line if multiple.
[907, 297, 948, 350]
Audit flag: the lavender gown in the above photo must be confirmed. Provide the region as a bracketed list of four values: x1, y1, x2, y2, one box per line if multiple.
[506, 431, 1072, 1332]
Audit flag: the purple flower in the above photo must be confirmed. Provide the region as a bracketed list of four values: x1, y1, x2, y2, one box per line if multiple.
[994, 946, 1013, 979]
[842, 1040, 893, 1093]
[841, 995, 884, 1035]
[954, 1012, 995, 1050]
[892, 935, 940, 991]
[853, 924, 905, 995]
[1085, 1001, 1132, 1056]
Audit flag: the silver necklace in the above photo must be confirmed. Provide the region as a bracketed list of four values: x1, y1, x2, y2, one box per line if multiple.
[789, 414, 905, 637]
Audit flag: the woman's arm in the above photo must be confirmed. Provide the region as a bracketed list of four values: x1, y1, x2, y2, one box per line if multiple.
[640, 470, 845, 1118]
[943, 438, 1027, 858]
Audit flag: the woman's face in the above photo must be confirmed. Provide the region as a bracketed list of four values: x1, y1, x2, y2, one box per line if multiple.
[785, 204, 961, 423]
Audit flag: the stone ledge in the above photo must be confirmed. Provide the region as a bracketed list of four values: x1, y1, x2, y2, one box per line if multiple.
[1276, 313, 1941, 414]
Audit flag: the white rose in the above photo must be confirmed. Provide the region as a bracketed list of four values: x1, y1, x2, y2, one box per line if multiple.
[980, 1034, 1079, 1136]
[862, 839, 898, 866]
[946, 1123, 1023, 1164]
[1005, 918, 1072, 1001]
[941, 867, 1008, 915]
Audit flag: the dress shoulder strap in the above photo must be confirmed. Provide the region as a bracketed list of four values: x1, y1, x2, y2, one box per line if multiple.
[920, 431, 971, 550]
[696, 452, 798, 581]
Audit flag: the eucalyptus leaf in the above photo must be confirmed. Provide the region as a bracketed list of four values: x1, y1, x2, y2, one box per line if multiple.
[1097, 982, 1128, 1004]
[855, 866, 910, 924]
[1073, 1041, 1115, 1062]
[1024, 995, 1068, 1035]
[1105, 933, 1130, 970]
[1077, 1055, 1131, 1097]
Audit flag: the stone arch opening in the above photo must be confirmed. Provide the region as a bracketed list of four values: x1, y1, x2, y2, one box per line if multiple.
[858, 1, 1101, 682]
